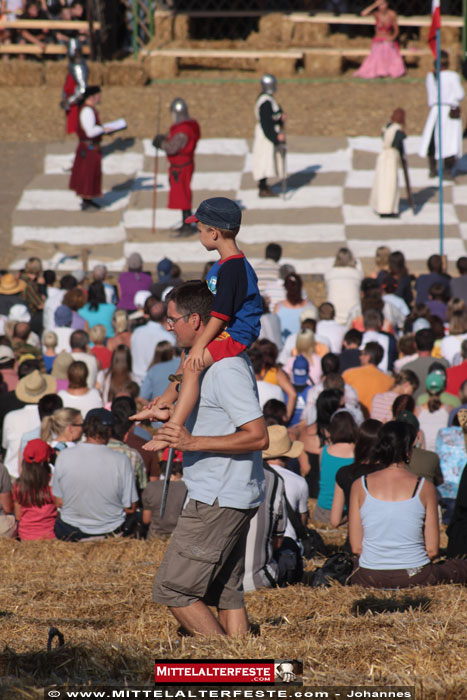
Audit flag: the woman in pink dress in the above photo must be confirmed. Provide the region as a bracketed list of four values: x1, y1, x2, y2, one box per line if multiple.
[355, 1, 406, 79]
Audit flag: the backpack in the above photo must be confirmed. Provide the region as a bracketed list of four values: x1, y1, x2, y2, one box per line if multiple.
[309, 552, 354, 587]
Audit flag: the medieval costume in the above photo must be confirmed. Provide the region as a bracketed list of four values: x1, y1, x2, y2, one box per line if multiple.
[354, 1, 405, 79]
[61, 38, 88, 135]
[370, 108, 406, 217]
[153, 98, 201, 238]
[418, 51, 464, 179]
[69, 86, 104, 211]
[252, 74, 285, 197]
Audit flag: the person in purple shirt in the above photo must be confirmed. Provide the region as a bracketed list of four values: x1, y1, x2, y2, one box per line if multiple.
[117, 253, 152, 311]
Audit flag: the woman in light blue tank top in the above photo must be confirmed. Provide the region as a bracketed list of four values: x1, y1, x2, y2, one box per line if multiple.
[348, 421, 467, 588]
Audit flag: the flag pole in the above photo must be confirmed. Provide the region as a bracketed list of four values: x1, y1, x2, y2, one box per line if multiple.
[436, 28, 444, 256]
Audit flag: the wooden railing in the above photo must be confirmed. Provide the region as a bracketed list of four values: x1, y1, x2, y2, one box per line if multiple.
[0, 19, 100, 55]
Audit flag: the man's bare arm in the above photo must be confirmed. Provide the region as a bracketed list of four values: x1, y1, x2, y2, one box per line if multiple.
[155, 416, 269, 454]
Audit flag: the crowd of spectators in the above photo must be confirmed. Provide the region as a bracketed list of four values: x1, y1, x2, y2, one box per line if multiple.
[0, 0, 88, 52]
[1, 243, 467, 591]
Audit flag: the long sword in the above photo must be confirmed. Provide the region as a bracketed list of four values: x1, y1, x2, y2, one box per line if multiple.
[151, 94, 162, 235]
[160, 447, 175, 519]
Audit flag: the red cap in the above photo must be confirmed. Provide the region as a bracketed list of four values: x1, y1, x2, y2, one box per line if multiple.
[23, 439, 54, 464]
[184, 214, 198, 224]
[161, 447, 183, 463]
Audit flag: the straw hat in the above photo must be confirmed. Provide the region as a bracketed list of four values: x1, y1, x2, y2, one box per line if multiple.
[15, 370, 56, 403]
[0, 273, 25, 296]
[262, 425, 304, 460]
[51, 351, 74, 380]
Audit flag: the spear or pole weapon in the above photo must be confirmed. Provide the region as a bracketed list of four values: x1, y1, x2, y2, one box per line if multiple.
[151, 94, 162, 235]
[160, 447, 175, 519]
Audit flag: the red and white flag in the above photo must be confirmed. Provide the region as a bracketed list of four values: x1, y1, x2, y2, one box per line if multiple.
[428, 0, 441, 58]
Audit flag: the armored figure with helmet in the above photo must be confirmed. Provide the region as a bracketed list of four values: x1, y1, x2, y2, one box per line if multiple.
[252, 74, 286, 198]
[153, 98, 201, 238]
[61, 38, 88, 135]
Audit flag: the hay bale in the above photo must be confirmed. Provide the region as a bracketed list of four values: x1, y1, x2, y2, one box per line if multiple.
[88, 61, 103, 85]
[290, 22, 329, 47]
[44, 61, 67, 87]
[304, 51, 341, 77]
[420, 25, 460, 47]
[103, 61, 147, 87]
[418, 53, 434, 75]
[173, 15, 189, 41]
[257, 56, 297, 77]
[144, 55, 178, 79]
[0, 61, 43, 87]
[154, 10, 174, 44]
[257, 14, 286, 45]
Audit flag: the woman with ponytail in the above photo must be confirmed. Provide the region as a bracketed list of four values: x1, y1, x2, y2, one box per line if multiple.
[348, 421, 467, 588]
[40, 407, 83, 450]
[416, 372, 450, 452]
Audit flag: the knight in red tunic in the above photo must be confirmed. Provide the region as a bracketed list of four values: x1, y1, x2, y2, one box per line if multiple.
[61, 39, 88, 135]
[153, 98, 201, 238]
[69, 86, 109, 211]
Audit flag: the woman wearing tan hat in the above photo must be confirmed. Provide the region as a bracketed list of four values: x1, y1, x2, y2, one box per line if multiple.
[0, 273, 26, 317]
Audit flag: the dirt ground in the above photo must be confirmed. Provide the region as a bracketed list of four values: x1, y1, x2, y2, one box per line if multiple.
[0, 76, 429, 142]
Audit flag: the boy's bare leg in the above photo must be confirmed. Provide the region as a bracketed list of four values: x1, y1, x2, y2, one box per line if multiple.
[169, 601, 227, 636]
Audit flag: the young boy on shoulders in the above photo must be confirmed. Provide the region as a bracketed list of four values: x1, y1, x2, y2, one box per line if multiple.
[133, 196, 262, 450]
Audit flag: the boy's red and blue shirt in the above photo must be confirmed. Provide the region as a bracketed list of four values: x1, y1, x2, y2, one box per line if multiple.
[206, 253, 262, 348]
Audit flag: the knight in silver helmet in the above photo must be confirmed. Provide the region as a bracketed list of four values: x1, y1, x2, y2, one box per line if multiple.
[153, 99, 201, 238]
[61, 38, 88, 135]
[252, 74, 285, 197]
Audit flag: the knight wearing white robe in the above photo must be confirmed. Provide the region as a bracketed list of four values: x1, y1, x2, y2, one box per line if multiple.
[370, 112, 406, 217]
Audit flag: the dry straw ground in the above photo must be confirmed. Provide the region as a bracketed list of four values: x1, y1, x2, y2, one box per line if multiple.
[0, 526, 466, 700]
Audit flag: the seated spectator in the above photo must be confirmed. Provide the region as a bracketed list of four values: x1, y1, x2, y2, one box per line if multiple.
[446, 460, 467, 557]
[262, 263, 295, 310]
[108, 398, 147, 497]
[426, 283, 448, 323]
[70, 329, 98, 389]
[43, 273, 76, 331]
[435, 414, 467, 525]
[19, 1, 50, 55]
[372, 245, 391, 279]
[274, 273, 316, 342]
[13, 439, 57, 541]
[349, 421, 467, 588]
[53, 304, 73, 353]
[371, 369, 419, 423]
[100, 344, 135, 406]
[380, 274, 410, 336]
[112, 395, 160, 482]
[342, 341, 394, 417]
[377, 250, 412, 307]
[0, 358, 41, 443]
[283, 329, 322, 386]
[2, 369, 56, 479]
[50, 350, 73, 391]
[251, 339, 296, 422]
[0, 343, 17, 391]
[0, 272, 26, 318]
[404, 329, 449, 400]
[278, 306, 330, 366]
[78, 281, 116, 339]
[41, 406, 83, 451]
[58, 361, 102, 414]
[257, 295, 282, 350]
[92, 264, 117, 306]
[448, 380, 467, 426]
[142, 449, 187, 539]
[89, 324, 111, 370]
[244, 425, 303, 591]
[450, 256, 467, 303]
[415, 254, 450, 306]
[285, 356, 313, 430]
[339, 329, 362, 373]
[304, 353, 361, 425]
[393, 334, 418, 373]
[440, 307, 467, 365]
[263, 425, 307, 553]
[52, 408, 138, 541]
[361, 307, 397, 372]
[350, 289, 394, 336]
[18, 393, 63, 469]
[130, 296, 174, 384]
[117, 253, 152, 312]
[330, 418, 382, 528]
[254, 243, 282, 294]
[140, 340, 179, 404]
[446, 339, 467, 398]
[395, 410, 444, 486]
[313, 410, 357, 525]
[42, 330, 58, 374]
[106, 310, 130, 354]
[0, 459, 15, 538]
[316, 302, 345, 354]
[324, 247, 363, 325]
[416, 372, 450, 452]
[415, 362, 459, 410]
[11, 320, 42, 365]
[62, 287, 88, 331]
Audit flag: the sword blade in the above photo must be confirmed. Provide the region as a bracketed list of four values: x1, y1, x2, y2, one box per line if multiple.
[160, 447, 175, 519]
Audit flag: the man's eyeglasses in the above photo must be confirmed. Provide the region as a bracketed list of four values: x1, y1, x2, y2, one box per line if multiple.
[72, 423, 84, 427]
[166, 313, 191, 328]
